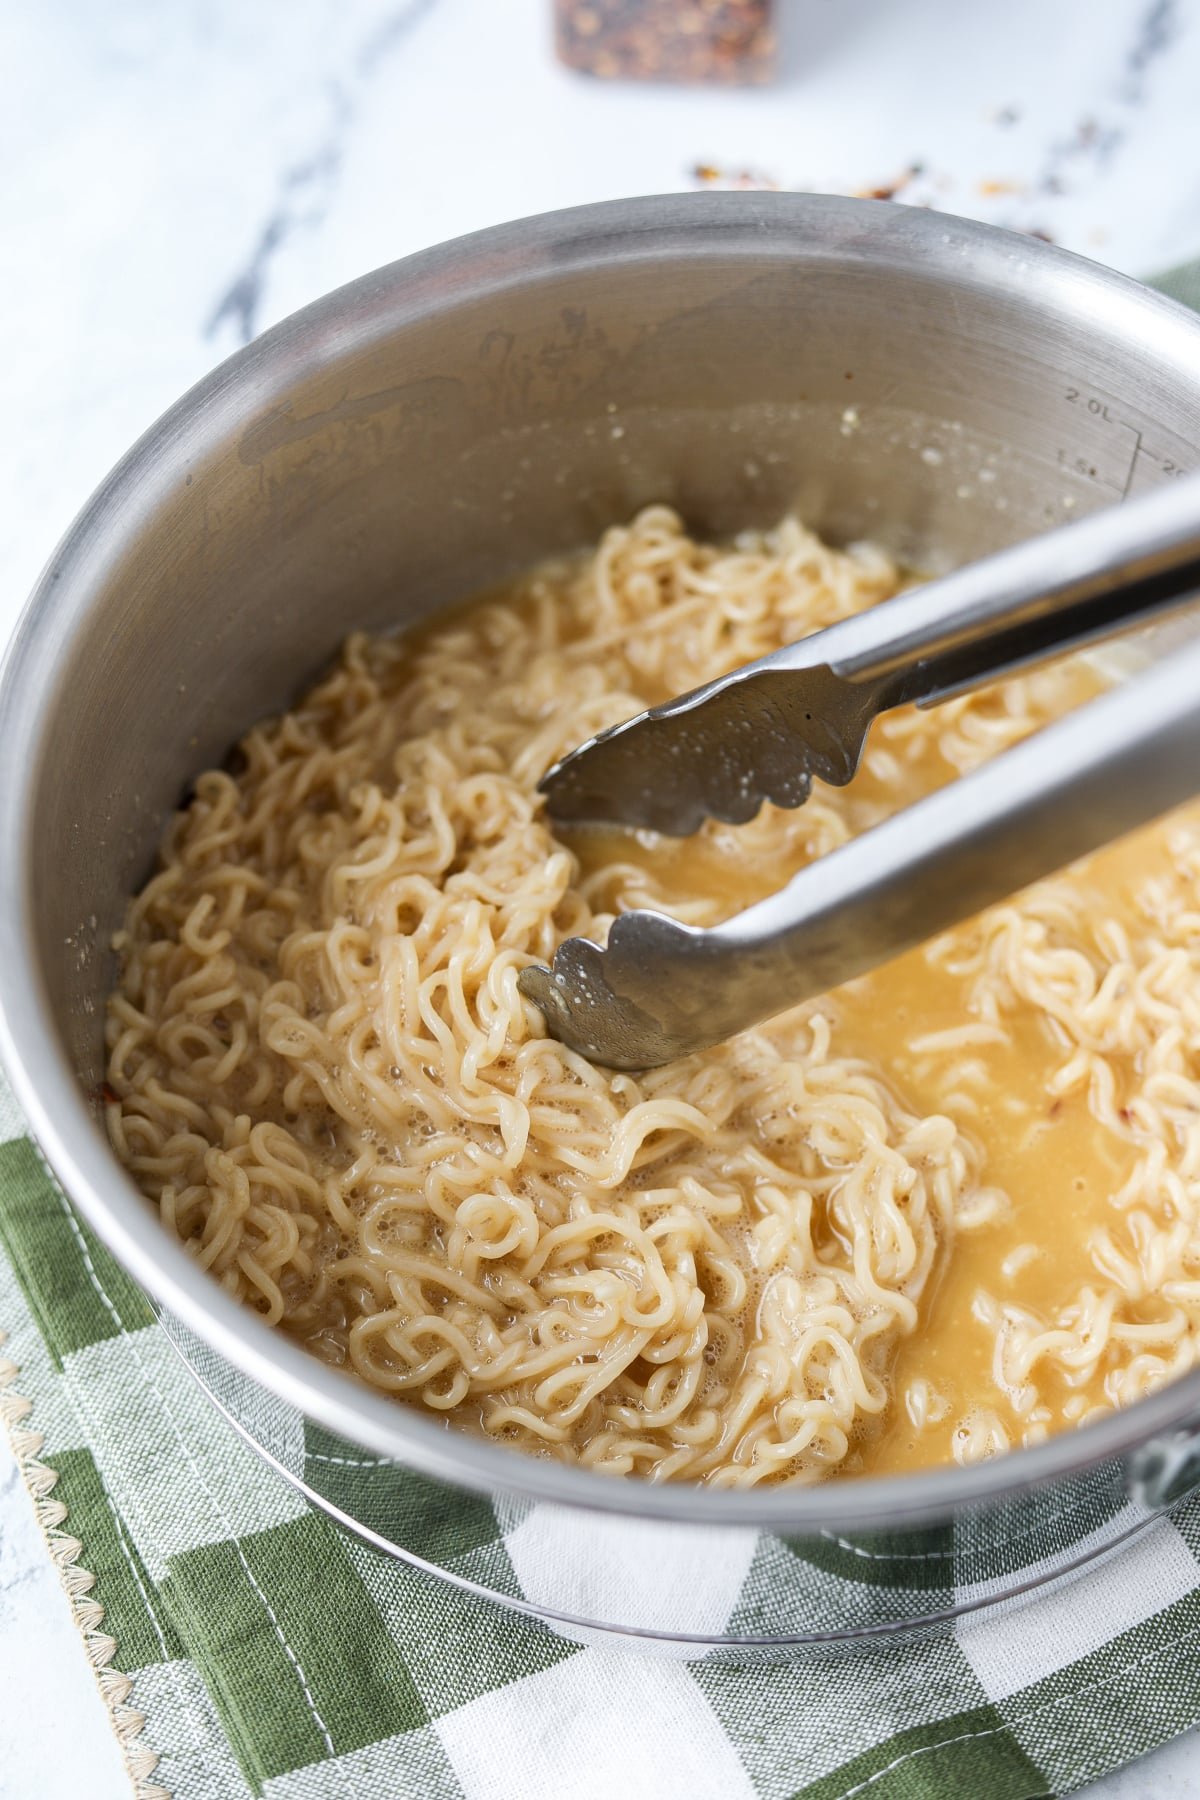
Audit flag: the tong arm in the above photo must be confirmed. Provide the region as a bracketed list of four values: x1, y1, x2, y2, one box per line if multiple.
[539, 476, 1200, 836]
[521, 616, 1200, 1067]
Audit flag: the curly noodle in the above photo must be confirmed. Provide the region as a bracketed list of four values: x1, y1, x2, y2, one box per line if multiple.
[107, 507, 1143, 1485]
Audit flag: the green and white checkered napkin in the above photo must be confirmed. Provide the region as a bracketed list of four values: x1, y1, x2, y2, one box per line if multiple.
[19, 1068, 1200, 1800]
[6, 261, 1200, 1800]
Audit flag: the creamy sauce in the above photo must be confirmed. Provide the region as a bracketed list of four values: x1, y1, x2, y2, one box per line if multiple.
[837, 851, 1148, 1475]
[570, 659, 1182, 1477]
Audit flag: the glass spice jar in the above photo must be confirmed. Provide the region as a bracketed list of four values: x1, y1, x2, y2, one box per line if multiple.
[554, 1, 776, 86]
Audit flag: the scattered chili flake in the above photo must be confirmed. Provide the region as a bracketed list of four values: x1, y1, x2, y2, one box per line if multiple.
[99, 1081, 119, 1105]
[857, 163, 925, 202]
[691, 160, 780, 191]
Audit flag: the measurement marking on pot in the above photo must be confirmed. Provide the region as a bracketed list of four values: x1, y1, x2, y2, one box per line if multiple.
[1059, 383, 1145, 497]
[1120, 427, 1144, 500]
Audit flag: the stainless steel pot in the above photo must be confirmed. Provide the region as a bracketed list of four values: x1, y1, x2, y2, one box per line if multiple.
[3, 194, 1200, 1651]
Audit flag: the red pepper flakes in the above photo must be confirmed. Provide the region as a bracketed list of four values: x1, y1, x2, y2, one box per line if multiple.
[691, 160, 780, 191]
[555, 1, 776, 86]
[856, 163, 925, 203]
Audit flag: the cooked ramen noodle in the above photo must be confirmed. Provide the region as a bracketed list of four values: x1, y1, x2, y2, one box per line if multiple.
[105, 508, 1200, 1485]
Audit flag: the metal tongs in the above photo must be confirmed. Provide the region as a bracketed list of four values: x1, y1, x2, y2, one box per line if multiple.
[518, 476, 1200, 1069]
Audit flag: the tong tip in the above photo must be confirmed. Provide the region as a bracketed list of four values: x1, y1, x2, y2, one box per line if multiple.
[518, 912, 705, 1069]
[537, 672, 835, 836]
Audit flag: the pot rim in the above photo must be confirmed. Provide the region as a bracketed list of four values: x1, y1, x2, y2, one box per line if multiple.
[5, 191, 1200, 1532]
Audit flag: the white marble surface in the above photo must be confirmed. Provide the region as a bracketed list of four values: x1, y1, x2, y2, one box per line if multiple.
[0, 1439, 131, 1800]
[2, 1, 1200, 1794]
